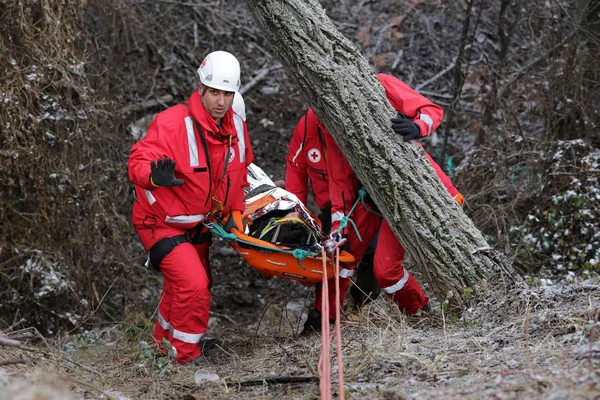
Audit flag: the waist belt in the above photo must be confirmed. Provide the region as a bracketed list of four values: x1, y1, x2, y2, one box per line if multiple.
[190, 227, 213, 245]
[149, 234, 191, 271]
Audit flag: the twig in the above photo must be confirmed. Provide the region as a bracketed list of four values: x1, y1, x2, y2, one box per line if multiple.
[390, 49, 404, 71]
[415, 60, 456, 91]
[497, 29, 578, 98]
[371, 23, 393, 57]
[524, 304, 531, 365]
[69, 273, 122, 334]
[121, 95, 174, 114]
[208, 310, 236, 325]
[253, 299, 279, 346]
[2, 318, 26, 334]
[239, 64, 282, 95]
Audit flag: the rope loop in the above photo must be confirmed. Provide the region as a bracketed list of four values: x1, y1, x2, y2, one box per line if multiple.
[206, 221, 319, 266]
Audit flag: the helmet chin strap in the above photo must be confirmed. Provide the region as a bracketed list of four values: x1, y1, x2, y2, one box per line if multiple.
[199, 85, 209, 105]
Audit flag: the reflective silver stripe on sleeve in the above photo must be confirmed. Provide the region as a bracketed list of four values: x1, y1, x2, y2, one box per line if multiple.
[234, 114, 246, 162]
[332, 211, 345, 223]
[157, 312, 204, 344]
[165, 214, 206, 224]
[339, 268, 355, 278]
[184, 116, 199, 167]
[382, 269, 410, 294]
[145, 189, 156, 205]
[419, 114, 434, 135]
[291, 143, 303, 163]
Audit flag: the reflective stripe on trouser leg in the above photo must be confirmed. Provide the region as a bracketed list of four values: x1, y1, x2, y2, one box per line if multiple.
[154, 243, 210, 363]
[373, 220, 427, 315]
[386, 272, 427, 315]
[382, 268, 410, 294]
[156, 311, 205, 345]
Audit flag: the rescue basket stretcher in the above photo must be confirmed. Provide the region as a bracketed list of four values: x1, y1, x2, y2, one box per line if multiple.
[219, 164, 354, 286]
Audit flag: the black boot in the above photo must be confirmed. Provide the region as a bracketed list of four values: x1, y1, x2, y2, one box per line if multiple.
[199, 337, 223, 353]
[350, 246, 381, 306]
[301, 309, 335, 336]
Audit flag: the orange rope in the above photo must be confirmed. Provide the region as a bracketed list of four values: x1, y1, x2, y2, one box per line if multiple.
[318, 245, 345, 400]
[334, 246, 345, 399]
[318, 246, 331, 399]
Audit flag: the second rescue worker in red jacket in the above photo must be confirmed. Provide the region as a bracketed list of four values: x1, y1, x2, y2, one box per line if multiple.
[287, 73, 463, 331]
[128, 51, 253, 364]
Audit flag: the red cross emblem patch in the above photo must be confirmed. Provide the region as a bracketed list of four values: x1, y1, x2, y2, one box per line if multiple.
[308, 148, 321, 163]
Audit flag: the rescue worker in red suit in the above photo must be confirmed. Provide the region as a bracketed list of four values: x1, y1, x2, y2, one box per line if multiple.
[286, 73, 464, 332]
[128, 51, 253, 364]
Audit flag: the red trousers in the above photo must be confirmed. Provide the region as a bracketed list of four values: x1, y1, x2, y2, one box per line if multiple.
[133, 202, 211, 364]
[315, 205, 428, 320]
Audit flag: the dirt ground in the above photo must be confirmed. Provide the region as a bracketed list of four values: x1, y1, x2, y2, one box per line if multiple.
[1, 267, 598, 399]
[1, 1, 599, 399]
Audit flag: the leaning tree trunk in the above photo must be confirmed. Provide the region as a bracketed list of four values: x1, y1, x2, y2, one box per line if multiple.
[246, 0, 523, 310]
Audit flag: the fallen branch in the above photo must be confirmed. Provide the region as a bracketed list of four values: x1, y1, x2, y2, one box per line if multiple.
[235, 376, 319, 387]
[0, 357, 28, 366]
[239, 64, 282, 95]
[0, 336, 22, 347]
[0, 335, 105, 377]
[4, 332, 37, 342]
[415, 60, 456, 91]
[121, 95, 174, 115]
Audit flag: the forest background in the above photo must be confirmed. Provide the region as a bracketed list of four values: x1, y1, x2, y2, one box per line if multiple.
[0, 0, 598, 399]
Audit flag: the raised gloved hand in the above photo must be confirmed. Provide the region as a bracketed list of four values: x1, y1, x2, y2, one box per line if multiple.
[391, 117, 421, 142]
[224, 210, 244, 233]
[150, 157, 184, 187]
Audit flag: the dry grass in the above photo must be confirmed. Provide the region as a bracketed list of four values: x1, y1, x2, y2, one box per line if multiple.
[1, 1, 599, 398]
[1, 281, 598, 399]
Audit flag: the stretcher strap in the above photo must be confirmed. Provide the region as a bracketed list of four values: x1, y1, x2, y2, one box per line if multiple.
[205, 222, 316, 270]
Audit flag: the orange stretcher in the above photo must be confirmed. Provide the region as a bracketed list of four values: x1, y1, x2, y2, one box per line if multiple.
[228, 227, 355, 286]
[222, 168, 355, 286]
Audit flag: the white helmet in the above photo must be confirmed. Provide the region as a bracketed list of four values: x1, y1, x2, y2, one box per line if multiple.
[197, 51, 241, 92]
[232, 92, 246, 121]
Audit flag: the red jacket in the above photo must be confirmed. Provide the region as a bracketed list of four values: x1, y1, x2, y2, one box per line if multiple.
[128, 91, 253, 230]
[285, 109, 330, 209]
[321, 74, 455, 232]
[378, 73, 443, 138]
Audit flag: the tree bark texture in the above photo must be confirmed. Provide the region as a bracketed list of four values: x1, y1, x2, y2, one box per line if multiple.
[246, 0, 523, 309]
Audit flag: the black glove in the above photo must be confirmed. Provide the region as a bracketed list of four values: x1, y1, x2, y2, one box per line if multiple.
[391, 117, 421, 142]
[318, 206, 332, 234]
[150, 157, 184, 187]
